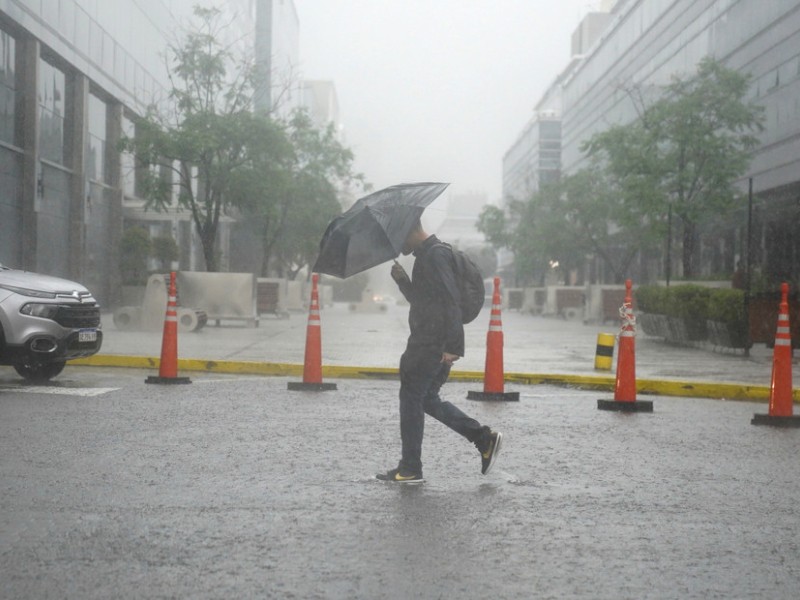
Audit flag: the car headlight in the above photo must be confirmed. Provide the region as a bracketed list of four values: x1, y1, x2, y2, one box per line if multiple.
[0, 284, 56, 299]
[20, 303, 60, 319]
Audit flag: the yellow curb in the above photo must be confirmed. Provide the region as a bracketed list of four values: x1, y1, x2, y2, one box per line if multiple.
[71, 354, 799, 403]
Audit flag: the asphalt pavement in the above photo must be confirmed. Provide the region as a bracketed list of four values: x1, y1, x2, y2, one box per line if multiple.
[2, 302, 800, 598]
[1, 369, 799, 599]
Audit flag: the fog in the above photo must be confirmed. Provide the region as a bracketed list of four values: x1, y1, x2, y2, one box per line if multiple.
[295, 0, 591, 208]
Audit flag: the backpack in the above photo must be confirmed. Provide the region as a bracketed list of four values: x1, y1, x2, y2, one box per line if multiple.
[435, 243, 486, 324]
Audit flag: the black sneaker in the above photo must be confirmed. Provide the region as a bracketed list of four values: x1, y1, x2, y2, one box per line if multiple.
[478, 431, 503, 475]
[376, 467, 424, 484]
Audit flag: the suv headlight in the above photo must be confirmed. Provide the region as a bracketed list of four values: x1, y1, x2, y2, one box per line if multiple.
[20, 303, 60, 319]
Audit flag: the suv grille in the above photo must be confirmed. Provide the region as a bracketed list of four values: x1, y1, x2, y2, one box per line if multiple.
[54, 304, 101, 328]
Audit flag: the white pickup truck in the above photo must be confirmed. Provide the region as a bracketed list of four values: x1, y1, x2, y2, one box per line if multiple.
[0, 263, 102, 381]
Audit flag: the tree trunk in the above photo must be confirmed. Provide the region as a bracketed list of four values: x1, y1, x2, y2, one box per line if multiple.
[682, 219, 696, 279]
[260, 219, 273, 277]
[200, 225, 218, 272]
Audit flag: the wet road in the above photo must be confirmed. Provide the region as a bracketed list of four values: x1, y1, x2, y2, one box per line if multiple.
[2, 369, 799, 598]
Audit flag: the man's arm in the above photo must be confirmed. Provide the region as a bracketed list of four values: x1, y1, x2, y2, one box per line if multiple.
[391, 261, 414, 302]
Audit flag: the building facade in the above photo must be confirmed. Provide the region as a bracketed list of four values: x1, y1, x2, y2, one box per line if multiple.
[502, 113, 561, 202]
[504, 0, 800, 285]
[0, 0, 300, 306]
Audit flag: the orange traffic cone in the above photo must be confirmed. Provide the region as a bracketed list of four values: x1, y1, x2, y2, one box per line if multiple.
[288, 273, 337, 391]
[752, 282, 800, 426]
[598, 279, 652, 412]
[146, 271, 191, 384]
[468, 277, 519, 401]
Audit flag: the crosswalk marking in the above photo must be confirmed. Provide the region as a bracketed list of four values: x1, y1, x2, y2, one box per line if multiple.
[0, 386, 119, 397]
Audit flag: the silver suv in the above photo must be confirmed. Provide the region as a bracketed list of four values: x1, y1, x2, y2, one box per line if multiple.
[0, 263, 103, 381]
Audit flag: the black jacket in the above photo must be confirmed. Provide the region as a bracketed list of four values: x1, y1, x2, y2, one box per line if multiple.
[396, 235, 464, 356]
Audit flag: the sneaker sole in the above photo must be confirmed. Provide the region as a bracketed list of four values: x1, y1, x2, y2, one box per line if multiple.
[375, 476, 425, 484]
[483, 432, 503, 475]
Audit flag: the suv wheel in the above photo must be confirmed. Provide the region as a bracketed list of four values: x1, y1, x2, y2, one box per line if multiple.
[14, 360, 67, 382]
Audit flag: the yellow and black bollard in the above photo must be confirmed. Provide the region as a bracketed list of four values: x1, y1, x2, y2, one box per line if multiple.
[594, 332, 615, 371]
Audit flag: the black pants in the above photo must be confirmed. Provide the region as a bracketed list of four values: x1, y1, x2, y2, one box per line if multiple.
[398, 344, 485, 474]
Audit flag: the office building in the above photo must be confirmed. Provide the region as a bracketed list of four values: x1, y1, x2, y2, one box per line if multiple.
[504, 0, 800, 283]
[0, 0, 300, 305]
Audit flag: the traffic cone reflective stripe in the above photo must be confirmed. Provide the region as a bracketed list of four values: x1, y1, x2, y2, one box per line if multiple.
[288, 273, 337, 391]
[467, 276, 519, 401]
[145, 271, 190, 384]
[774, 314, 791, 346]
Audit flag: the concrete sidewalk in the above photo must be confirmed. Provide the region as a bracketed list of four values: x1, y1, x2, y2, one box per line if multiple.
[79, 302, 799, 402]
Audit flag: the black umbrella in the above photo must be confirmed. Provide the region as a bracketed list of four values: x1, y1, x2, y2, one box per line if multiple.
[312, 182, 449, 278]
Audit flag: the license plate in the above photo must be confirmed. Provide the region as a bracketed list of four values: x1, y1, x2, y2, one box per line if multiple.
[78, 329, 97, 343]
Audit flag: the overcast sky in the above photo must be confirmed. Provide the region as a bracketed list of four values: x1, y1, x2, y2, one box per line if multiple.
[294, 0, 593, 207]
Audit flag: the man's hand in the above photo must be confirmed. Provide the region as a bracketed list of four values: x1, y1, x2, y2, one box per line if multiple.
[391, 261, 409, 283]
[441, 352, 460, 365]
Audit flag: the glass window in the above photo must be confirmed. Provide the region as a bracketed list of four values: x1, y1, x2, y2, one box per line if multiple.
[90, 20, 103, 62]
[120, 114, 135, 196]
[59, 1, 75, 42]
[74, 8, 90, 57]
[779, 56, 798, 87]
[38, 59, 65, 164]
[539, 121, 561, 138]
[0, 28, 16, 145]
[87, 93, 107, 182]
[102, 31, 114, 72]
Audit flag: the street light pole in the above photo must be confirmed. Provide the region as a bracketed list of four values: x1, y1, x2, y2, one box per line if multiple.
[665, 204, 672, 287]
[744, 177, 753, 355]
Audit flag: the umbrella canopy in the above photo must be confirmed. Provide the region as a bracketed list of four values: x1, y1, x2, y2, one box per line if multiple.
[312, 182, 449, 278]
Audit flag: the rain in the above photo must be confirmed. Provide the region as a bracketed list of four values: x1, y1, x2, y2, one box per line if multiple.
[1, 1, 800, 598]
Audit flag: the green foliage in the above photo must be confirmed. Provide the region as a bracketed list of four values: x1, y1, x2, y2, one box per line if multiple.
[151, 236, 179, 271]
[118, 8, 286, 273]
[707, 288, 746, 323]
[266, 110, 365, 278]
[118, 8, 365, 277]
[636, 284, 744, 323]
[668, 284, 711, 319]
[119, 227, 151, 285]
[634, 284, 664, 313]
[583, 57, 764, 278]
[476, 205, 510, 249]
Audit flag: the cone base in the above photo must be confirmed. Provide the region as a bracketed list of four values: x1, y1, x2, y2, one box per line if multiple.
[145, 376, 192, 384]
[751, 413, 800, 427]
[288, 381, 338, 391]
[467, 390, 520, 402]
[597, 399, 653, 412]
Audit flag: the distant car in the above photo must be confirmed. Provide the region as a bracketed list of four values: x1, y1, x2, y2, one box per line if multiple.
[0, 263, 102, 381]
[371, 294, 396, 305]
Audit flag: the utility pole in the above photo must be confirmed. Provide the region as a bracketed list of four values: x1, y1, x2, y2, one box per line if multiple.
[665, 204, 672, 287]
[744, 177, 753, 356]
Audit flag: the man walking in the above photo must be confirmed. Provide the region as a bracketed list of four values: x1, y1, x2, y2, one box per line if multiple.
[376, 218, 503, 484]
